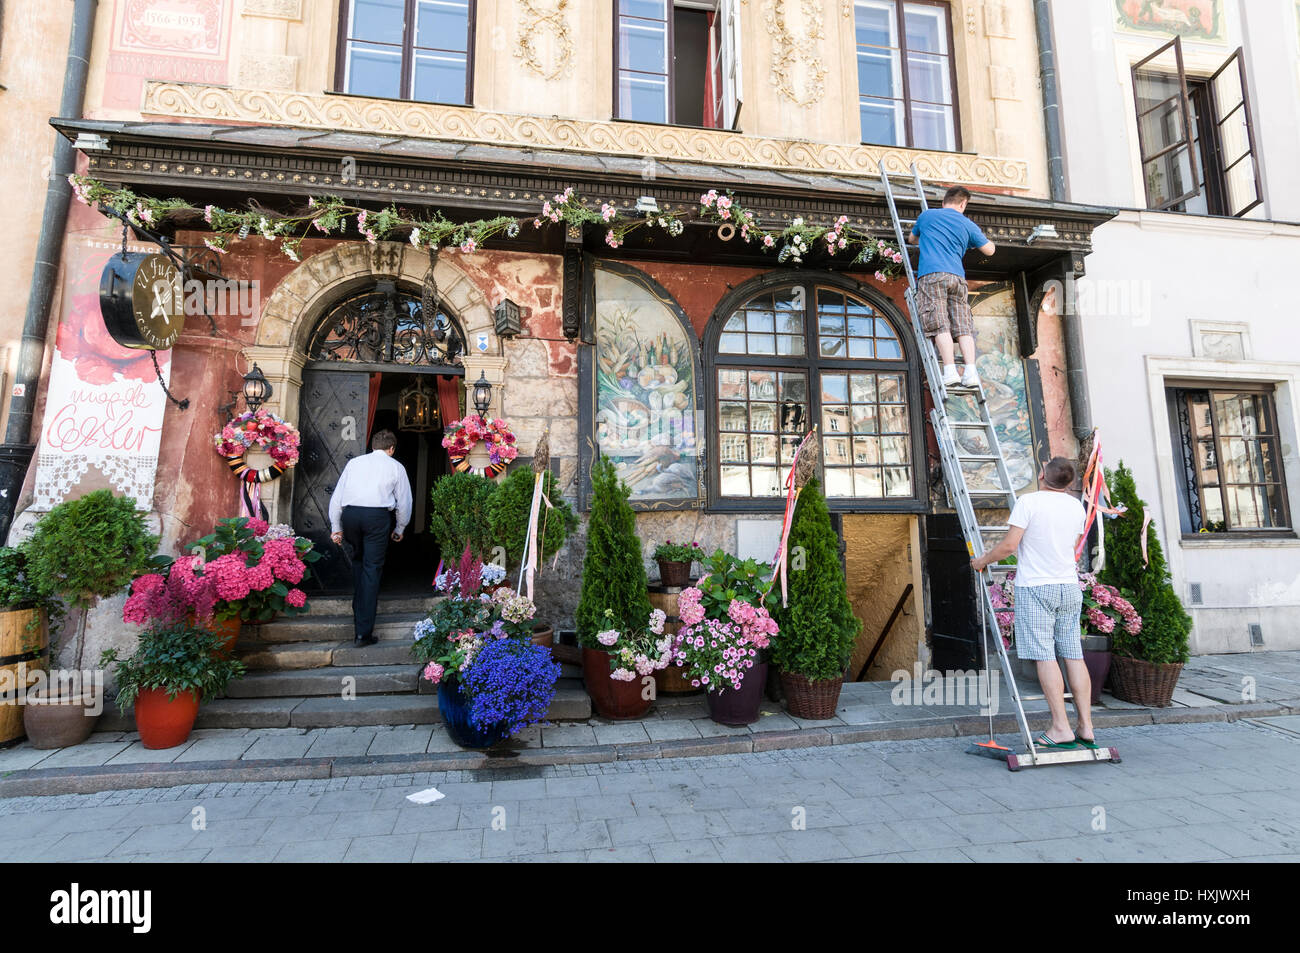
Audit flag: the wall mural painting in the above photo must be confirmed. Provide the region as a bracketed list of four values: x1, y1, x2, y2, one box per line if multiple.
[1114, 0, 1224, 42]
[964, 281, 1034, 496]
[593, 267, 700, 505]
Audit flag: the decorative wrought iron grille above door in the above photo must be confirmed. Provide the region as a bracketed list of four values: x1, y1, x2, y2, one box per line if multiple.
[308, 281, 466, 366]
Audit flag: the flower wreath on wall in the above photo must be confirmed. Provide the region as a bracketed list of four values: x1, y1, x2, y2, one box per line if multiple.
[442, 415, 518, 478]
[214, 409, 302, 519]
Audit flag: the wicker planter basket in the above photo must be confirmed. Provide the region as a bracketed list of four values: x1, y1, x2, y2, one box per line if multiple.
[1108, 655, 1184, 708]
[779, 671, 844, 721]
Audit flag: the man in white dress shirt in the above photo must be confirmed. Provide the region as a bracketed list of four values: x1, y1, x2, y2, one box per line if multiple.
[328, 430, 413, 646]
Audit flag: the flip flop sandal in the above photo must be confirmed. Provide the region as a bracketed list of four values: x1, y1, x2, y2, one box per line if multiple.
[1074, 735, 1099, 750]
[1036, 733, 1077, 750]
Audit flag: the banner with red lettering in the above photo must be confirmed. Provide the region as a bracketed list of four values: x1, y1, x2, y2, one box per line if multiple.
[32, 242, 169, 511]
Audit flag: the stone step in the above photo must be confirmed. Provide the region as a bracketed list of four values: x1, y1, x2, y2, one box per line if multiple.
[303, 594, 441, 616]
[236, 640, 417, 670]
[223, 664, 419, 698]
[99, 686, 591, 730]
[246, 612, 426, 645]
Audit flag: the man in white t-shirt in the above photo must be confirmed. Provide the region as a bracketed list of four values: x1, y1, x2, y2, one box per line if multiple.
[972, 457, 1094, 749]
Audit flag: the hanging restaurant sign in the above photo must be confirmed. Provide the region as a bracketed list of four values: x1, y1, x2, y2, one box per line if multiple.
[99, 252, 185, 350]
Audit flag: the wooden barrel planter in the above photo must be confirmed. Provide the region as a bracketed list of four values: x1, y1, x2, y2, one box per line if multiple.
[0, 608, 49, 747]
[582, 647, 654, 719]
[648, 584, 701, 696]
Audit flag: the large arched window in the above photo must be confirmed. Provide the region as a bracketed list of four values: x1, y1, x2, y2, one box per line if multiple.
[707, 275, 923, 509]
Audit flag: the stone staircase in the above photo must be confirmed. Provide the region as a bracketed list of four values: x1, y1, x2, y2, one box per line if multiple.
[100, 594, 591, 731]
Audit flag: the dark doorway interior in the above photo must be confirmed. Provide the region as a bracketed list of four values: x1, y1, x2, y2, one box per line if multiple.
[368, 372, 452, 593]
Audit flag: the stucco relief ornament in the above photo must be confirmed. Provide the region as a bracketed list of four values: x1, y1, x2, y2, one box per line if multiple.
[763, 0, 828, 107]
[214, 409, 302, 520]
[515, 0, 575, 80]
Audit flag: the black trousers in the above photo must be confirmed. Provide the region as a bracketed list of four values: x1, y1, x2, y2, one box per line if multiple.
[341, 505, 394, 639]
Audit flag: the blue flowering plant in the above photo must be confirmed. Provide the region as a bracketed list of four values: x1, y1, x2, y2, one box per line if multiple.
[459, 638, 561, 736]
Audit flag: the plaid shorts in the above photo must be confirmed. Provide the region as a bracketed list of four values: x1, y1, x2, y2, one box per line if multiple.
[917, 272, 975, 338]
[1014, 584, 1084, 661]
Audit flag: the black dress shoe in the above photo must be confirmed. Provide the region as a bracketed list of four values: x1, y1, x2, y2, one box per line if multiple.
[354, 634, 378, 647]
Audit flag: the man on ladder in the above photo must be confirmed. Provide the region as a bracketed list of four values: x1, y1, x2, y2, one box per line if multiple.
[907, 185, 996, 389]
[971, 457, 1097, 750]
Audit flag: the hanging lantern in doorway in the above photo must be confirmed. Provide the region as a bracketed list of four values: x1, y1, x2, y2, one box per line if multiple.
[398, 377, 438, 432]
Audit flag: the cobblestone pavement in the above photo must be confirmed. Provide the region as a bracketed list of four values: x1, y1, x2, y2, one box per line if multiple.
[1, 719, 1298, 862]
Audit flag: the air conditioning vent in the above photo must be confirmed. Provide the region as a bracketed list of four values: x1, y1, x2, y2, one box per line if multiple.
[1189, 583, 1203, 605]
[1249, 624, 1264, 647]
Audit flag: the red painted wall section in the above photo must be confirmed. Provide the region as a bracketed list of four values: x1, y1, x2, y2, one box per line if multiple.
[440, 250, 576, 377]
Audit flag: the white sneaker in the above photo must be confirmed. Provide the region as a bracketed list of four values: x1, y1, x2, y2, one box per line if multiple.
[941, 365, 960, 387]
[960, 366, 981, 388]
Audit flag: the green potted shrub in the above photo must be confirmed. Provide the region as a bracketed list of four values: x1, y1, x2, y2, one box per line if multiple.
[1098, 462, 1192, 706]
[576, 457, 656, 719]
[651, 540, 699, 587]
[428, 472, 499, 563]
[22, 491, 158, 748]
[100, 621, 245, 749]
[0, 546, 57, 747]
[769, 478, 861, 719]
[486, 465, 577, 646]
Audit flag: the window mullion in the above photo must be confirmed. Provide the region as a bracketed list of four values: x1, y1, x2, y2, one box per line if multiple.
[896, 1, 914, 148]
[1206, 390, 1231, 528]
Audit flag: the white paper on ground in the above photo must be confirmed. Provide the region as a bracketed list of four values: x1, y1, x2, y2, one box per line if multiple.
[406, 787, 446, 804]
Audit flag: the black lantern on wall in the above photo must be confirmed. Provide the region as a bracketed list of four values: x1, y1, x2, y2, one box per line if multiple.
[472, 371, 493, 418]
[398, 377, 438, 432]
[494, 298, 522, 338]
[243, 363, 272, 412]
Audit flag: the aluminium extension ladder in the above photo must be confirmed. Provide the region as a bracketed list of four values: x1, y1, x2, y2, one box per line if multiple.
[877, 161, 1119, 771]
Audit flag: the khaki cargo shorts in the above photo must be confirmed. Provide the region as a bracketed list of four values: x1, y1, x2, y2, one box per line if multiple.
[917, 272, 975, 338]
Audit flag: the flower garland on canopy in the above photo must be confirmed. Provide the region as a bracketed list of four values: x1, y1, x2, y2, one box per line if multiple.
[68, 176, 908, 278]
[441, 415, 518, 478]
[213, 409, 301, 520]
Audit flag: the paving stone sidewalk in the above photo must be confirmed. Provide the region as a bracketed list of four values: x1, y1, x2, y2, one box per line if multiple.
[0, 720, 1297, 862]
[2, 651, 1297, 797]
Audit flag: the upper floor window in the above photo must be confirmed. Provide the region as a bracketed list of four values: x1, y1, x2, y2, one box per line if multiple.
[1169, 384, 1291, 534]
[336, 0, 475, 106]
[1132, 38, 1261, 217]
[615, 0, 743, 129]
[854, 0, 958, 151]
[710, 281, 919, 505]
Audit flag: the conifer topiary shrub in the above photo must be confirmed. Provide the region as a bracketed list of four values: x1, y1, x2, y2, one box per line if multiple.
[769, 478, 861, 682]
[428, 472, 498, 563]
[1098, 461, 1191, 665]
[575, 457, 652, 649]
[487, 466, 578, 569]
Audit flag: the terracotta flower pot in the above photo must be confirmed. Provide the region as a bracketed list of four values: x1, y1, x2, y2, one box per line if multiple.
[531, 624, 554, 649]
[656, 559, 692, 588]
[705, 661, 768, 726]
[189, 613, 240, 658]
[22, 689, 102, 750]
[583, 647, 653, 720]
[780, 671, 844, 720]
[134, 687, 200, 749]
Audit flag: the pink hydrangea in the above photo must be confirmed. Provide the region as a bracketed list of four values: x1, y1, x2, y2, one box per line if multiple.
[596, 629, 620, 647]
[285, 588, 307, 608]
[209, 553, 252, 602]
[678, 587, 705, 626]
[422, 661, 445, 684]
[247, 518, 270, 536]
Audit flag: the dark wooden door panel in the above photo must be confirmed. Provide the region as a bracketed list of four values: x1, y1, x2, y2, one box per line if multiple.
[293, 369, 371, 591]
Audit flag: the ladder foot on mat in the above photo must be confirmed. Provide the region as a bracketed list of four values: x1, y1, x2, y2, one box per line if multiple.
[1006, 747, 1122, 771]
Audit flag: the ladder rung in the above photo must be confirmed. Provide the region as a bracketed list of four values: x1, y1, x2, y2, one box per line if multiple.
[950, 420, 994, 429]
[968, 489, 1013, 497]
[1021, 693, 1073, 701]
[977, 525, 1010, 534]
[957, 454, 1000, 462]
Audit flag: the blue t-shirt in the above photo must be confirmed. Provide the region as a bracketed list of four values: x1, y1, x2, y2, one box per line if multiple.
[910, 207, 989, 278]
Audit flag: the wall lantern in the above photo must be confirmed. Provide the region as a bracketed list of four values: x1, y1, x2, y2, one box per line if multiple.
[494, 298, 522, 338]
[472, 370, 493, 418]
[398, 377, 438, 432]
[242, 363, 272, 412]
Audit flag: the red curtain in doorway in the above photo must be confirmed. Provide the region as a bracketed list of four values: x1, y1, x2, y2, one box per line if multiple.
[367, 372, 382, 443]
[436, 375, 462, 428]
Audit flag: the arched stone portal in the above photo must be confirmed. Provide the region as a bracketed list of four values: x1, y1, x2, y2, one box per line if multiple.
[245, 241, 503, 526]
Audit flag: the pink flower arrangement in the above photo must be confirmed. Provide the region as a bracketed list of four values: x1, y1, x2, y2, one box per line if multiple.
[1080, 573, 1142, 637]
[671, 617, 758, 693]
[441, 415, 519, 466]
[725, 598, 778, 650]
[213, 409, 301, 468]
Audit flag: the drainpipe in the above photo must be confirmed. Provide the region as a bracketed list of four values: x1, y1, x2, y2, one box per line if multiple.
[0, 0, 98, 541]
[1034, 0, 1092, 441]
